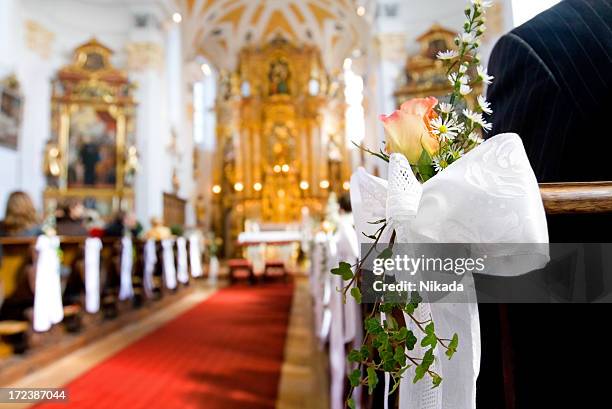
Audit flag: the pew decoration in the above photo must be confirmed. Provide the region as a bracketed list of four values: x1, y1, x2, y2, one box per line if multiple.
[176, 237, 189, 285]
[143, 239, 157, 298]
[332, 1, 546, 408]
[161, 239, 178, 291]
[189, 234, 204, 279]
[119, 237, 134, 300]
[33, 235, 64, 332]
[1, 231, 209, 357]
[84, 238, 102, 314]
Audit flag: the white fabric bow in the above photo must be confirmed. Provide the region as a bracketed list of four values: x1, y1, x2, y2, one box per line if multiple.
[176, 237, 189, 284]
[33, 235, 63, 332]
[143, 239, 157, 298]
[119, 236, 134, 300]
[161, 239, 178, 290]
[189, 234, 204, 278]
[84, 237, 102, 314]
[350, 133, 549, 409]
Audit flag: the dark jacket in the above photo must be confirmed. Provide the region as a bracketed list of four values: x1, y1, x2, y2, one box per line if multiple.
[487, 0, 612, 242]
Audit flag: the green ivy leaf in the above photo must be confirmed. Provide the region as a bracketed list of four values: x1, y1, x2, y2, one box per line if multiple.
[365, 318, 383, 335]
[417, 149, 435, 182]
[378, 247, 393, 260]
[349, 369, 361, 387]
[394, 327, 409, 341]
[413, 365, 426, 383]
[419, 322, 437, 348]
[347, 398, 356, 409]
[394, 346, 406, 366]
[360, 345, 371, 360]
[446, 333, 459, 359]
[350, 287, 362, 304]
[405, 330, 418, 350]
[331, 261, 354, 281]
[432, 373, 442, 388]
[421, 349, 435, 370]
[404, 291, 422, 314]
[348, 349, 362, 363]
[367, 367, 379, 394]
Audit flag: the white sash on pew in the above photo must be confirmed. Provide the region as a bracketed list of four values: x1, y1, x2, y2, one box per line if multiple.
[84, 238, 102, 313]
[176, 237, 189, 284]
[328, 236, 345, 409]
[144, 239, 157, 298]
[189, 234, 203, 278]
[209, 256, 219, 286]
[161, 239, 177, 290]
[119, 236, 134, 300]
[33, 235, 63, 332]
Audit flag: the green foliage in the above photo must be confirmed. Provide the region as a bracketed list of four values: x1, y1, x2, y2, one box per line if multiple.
[446, 333, 459, 359]
[367, 367, 379, 395]
[331, 261, 354, 281]
[417, 150, 435, 182]
[350, 287, 362, 304]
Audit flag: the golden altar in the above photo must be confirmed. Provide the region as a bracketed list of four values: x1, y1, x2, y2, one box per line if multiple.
[211, 38, 351, 255]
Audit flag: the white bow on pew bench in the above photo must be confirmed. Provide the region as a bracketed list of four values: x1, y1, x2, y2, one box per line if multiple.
[176, 237, 189, 285]
[143, 240, 157, 298]
[84, 238, 103, 314]
[189, 234, 204, 279]
[119, 237, 134, 300]
[161, 239, 177, 290]
[33, 235, 63, 332]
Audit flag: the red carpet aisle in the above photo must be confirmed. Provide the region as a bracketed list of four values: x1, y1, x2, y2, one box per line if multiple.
[35, 282, 294, 409]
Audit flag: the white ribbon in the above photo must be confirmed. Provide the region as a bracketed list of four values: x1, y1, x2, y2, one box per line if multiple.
[84, 238, 102, 314]
[119, 236, 134, 300]
[33, 235, 63, 332]
[189, 234, 203, 278]
[350, 133, 550, 409]
[143, 239, 157, 298]
[161, 239, 177, 290]
[176, 237, 189, 284]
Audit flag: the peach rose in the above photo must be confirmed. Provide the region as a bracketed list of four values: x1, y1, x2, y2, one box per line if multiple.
[379, 97, 440, 164]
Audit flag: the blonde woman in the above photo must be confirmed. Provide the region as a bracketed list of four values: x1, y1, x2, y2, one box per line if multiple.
[0, 191, 42, 237]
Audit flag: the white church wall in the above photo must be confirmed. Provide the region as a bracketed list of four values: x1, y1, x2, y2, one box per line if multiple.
[0, 0, 195, 226]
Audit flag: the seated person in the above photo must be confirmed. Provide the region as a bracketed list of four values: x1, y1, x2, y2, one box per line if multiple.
[104, 211, 142, 238]
[55, 199, 88, 236]
[0, 191, 42, 237]
[144, 217, 172, 241]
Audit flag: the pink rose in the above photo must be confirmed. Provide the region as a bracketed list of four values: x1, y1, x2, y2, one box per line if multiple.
[379, 97, 440, 164]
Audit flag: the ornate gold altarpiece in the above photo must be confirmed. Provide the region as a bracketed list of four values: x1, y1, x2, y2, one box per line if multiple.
[211, 38, 351, 254]
[394, 24, 481, 108]
[44, 39, 137, 216]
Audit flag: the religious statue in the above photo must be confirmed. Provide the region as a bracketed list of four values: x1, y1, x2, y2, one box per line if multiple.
[268, 59, 290, 95]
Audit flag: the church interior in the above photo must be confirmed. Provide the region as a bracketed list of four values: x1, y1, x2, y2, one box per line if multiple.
[0, 0, 591, 408]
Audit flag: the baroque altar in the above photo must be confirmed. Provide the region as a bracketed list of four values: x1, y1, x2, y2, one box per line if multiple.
[43, 39, 138, 216]
[211, 38, 351, 255]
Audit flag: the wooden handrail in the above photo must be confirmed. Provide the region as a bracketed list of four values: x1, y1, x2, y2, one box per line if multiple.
[539, 182, 612, 214]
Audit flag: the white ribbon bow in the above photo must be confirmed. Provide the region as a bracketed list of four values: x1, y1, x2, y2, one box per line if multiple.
[119, 236, 134, 300]
[176, 237, 189, 284]
[350, 133, 550, 409]
[161, 239, 178, 290]
[143, 239, 157, 298]
[33, 235, 63, 332]
[84, 237, 102, 314]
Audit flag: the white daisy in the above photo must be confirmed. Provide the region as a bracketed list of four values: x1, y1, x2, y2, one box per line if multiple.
[446, 147, 465, 161]
[461, 32, 475, 45]
[463, 108, 483, 124]
[430, 116, 463, 142]
[459, 63, 469, 74]
[459, 84, 472, 95]
[480, 120, 492, 132]
[477, 95, 493, 114]
[432, 155, 449, 172]
[468, 132, 484, 144]
[477, 65, 494, 85]
[437, 50, 458, 60]
[438, 102, 453, 114]
[449, 73, 469, 87]
[471, 0, 493, 8]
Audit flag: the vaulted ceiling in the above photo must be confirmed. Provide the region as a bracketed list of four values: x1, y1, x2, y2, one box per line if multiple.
[177, 0, 368, 72]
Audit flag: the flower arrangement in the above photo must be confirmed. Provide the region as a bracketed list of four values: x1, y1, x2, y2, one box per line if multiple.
[334, 1, 493, 407]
